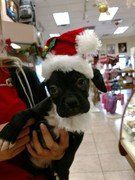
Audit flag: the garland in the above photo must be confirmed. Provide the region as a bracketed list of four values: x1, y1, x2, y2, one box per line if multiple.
[5, 38, 47, 59]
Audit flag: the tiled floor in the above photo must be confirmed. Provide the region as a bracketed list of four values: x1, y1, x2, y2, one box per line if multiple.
[69, 90, 135, 180]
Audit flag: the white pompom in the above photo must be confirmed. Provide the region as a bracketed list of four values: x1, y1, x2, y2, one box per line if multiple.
[76, 30, 102, 55]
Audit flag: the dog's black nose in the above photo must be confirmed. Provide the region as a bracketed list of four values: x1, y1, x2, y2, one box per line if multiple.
[65, 97, 79, 108]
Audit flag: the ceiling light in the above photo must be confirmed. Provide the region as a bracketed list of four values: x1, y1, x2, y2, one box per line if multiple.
[114, 26, 129, 34]
[53, 12, 70, 26]
[11, 43, 21, 49]
[49, 33, 60, 38]
[99, 7, 119, 21]
[37, 32, 41, 36]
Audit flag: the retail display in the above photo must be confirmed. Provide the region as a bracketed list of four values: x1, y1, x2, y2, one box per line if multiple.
[119, 90, 135, 171]
[100, 54, 134, 117]
[102, 92, 124, 114]
[19, 0, 35, 25]
[99, 55, 135, 91]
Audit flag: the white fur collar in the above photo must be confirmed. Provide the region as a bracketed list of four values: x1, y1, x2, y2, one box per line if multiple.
[47, 104, 91, 132]
[57, 110, 92, 132]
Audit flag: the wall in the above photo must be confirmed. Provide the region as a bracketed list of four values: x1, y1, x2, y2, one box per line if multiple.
[101, 35, 135, 55]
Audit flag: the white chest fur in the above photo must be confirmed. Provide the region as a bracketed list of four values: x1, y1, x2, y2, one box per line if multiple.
[46, 104, 91, 132]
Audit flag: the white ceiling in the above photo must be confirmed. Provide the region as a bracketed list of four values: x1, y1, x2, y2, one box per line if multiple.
[35, 0, 135, 42]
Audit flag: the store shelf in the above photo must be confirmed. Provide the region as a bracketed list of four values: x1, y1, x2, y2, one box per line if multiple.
[121, 84, 135, 89]
[121, 70, 135, 73]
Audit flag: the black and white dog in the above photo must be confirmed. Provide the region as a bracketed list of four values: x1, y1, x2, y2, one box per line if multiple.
[0, 29, 106, 179]
[0, 66, 106, 175]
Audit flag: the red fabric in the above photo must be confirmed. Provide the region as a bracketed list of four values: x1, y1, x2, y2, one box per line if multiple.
[46, 28, 84, 56]
[0, 68, 45, 179]
[0, 161, 45, 179]
[0, 68, 27, 124]
[0, 162, 34, 180]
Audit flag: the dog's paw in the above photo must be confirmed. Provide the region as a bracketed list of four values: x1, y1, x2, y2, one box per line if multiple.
[0, 123, 19, 143]
[0, 111, 31, 144]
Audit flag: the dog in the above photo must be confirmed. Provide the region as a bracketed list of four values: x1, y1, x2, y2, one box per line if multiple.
[0, 68, 106, 179]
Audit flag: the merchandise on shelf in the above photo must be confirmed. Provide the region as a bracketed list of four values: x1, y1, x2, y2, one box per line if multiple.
[101, 92, 124, 114]
[19, 0, 35, 25]
[99, 54, 119, 66]
[99, 54, 135, 91]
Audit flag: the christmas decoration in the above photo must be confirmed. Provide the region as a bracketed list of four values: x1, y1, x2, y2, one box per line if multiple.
[44, 45, 49, 51]
[93, 0, 109, 13]
[83, 0, 109, 21]
[98, 2, 108, 13]
[42, 27, 102, 80]
[5, 38, 47, 60]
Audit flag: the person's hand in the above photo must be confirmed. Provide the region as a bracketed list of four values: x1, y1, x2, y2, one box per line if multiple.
[27, 123, 69, 161]
[0, 119, 34, 161]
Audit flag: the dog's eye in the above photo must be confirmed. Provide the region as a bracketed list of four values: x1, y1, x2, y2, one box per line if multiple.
[76, 78, 87, 88]
[49, 85, 58, 96]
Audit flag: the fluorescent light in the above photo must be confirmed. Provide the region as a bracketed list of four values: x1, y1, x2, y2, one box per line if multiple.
[53, 12, 70, 26]
[49, 33, 60, 38]
[99, 7, 119, 21]
[114, 26, 129, 34]
[37, 32, 41, 36]
[11, 43, 21, 49]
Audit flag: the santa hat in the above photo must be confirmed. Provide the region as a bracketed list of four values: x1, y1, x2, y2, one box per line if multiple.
[42, 28, 102, 80]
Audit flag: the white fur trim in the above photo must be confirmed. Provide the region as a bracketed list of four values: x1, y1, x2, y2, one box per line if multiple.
[42, 54, 93, 80]
[76, 30, 102, 55]
[47, 104, 92, 132]
[57, 109, 92, 132]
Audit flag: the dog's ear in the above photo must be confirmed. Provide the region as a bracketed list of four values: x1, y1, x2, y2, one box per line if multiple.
[91, 68, 107, 92]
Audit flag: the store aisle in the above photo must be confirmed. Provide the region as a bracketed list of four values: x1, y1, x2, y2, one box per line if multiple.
[69, 106, 135, 180]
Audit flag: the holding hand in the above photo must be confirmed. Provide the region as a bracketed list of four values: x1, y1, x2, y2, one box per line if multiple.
[27, 123, 69, 161]
[0, 119, 34, 161]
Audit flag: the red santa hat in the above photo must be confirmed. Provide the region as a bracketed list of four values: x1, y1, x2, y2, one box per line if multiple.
[42, 28, 102, 80]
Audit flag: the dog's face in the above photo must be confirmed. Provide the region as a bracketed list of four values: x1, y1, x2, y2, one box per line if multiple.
[46, 70, 90, 118]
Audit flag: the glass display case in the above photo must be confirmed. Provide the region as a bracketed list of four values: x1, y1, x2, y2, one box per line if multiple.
[119, 90, 135, 171]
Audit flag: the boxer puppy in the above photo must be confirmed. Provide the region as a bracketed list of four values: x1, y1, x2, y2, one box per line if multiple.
[0, 68, 106, 178]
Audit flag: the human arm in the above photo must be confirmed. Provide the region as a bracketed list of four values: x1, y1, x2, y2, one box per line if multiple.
[0, 119, 34, 161]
